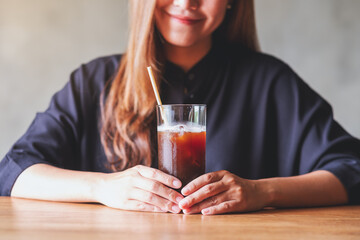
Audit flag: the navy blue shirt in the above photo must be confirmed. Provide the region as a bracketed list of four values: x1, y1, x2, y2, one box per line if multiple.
[1, 45, 360, 203]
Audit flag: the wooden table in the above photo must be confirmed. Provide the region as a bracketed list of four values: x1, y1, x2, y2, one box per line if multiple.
[1, 197, 359, 240]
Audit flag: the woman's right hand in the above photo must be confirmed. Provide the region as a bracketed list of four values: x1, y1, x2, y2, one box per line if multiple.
[94, 165, 184, 213]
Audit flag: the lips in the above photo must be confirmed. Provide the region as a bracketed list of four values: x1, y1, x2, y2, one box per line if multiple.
[165, 12, 203, 25]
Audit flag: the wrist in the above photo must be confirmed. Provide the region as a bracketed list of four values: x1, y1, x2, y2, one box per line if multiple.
[89, 172, 107, 203]
[255, 178, 277, 207]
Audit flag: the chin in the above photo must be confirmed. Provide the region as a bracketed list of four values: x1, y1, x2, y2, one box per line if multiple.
[164, 36, 198, 48]
[168, 41, 196, 48]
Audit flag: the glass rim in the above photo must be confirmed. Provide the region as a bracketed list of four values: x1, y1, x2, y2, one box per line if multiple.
[156, 104, 206, 107]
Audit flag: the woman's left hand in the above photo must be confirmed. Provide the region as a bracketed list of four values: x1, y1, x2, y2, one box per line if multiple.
[178, 170, 271, 215]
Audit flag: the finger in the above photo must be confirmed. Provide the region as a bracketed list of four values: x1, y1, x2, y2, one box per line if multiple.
[135, 165, 182, 189]
[182, 192, 228, 215]
[133, 176, 184, 204]
[201, 200, 238, 215]
[125, 200, 167, 213]
[181, 171, 224, 196]
[179, 181, 227, 210]
[130, 187, 181, 214]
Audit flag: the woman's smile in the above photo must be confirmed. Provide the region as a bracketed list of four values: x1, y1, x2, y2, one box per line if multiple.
[155, 0, 228, 48]
[163, 10, 204, 25]
[167, 13, 203, 25]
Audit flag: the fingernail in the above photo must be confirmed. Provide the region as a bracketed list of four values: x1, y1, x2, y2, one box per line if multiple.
[172, 205, 181, 213]
[173, 180, 181, 188]
[182, 187, 189, 195]
[176, 197, 183, 204]
[155, 207, 167, 212]
[179, 199, 188, 208]
[202, 209, 210, 215]
[183, 208, 191, 214]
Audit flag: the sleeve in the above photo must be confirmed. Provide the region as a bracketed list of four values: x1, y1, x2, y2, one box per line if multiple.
[0, 63, 99, 196]
[272, 64, 360, 204]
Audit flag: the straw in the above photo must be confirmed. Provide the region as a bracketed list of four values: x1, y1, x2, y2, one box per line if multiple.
[147, 66, 168, 125]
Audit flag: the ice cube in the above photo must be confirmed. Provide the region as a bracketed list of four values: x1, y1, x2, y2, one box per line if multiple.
[158, 123, 205, 133]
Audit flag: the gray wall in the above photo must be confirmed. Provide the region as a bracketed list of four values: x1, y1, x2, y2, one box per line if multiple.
[0, 0, 128, 157]
[255, 0, 360, 140]
[1, 0, 359, 157]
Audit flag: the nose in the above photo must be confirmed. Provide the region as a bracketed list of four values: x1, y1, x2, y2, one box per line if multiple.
[173, 0, 199, 10]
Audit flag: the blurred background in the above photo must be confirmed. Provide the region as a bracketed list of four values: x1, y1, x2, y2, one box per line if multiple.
[1, 0, 359, 157]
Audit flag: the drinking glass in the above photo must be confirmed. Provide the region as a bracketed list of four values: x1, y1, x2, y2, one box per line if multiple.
[157, 104, 206, 187]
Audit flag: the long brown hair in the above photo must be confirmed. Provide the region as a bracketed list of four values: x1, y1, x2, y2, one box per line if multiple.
[101, 0, 260, 171]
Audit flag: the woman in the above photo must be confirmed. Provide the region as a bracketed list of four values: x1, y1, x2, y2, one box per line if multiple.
[1, 0, 359, 215]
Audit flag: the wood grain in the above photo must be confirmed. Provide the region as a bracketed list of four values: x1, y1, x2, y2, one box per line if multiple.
[1, 197, 359, 240]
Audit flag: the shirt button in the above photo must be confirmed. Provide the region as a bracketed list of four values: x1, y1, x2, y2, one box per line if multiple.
[188, 73, 195, 81]
[189, 94, 194, 99]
